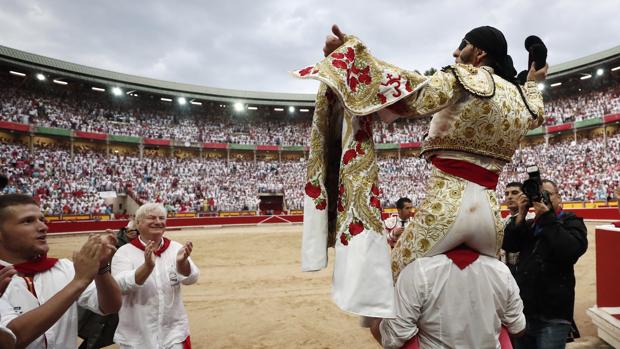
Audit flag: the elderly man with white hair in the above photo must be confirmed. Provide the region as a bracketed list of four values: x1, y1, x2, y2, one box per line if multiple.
[111, 203, 199, 349]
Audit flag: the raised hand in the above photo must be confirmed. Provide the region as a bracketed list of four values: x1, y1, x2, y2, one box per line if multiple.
[73, 235, 103, 286]
[0, 265, 16, 296]
[98, 230, 118, 267]
[176, 241, 193, 264]
[323, 24, 347, 57]
[144, 241, 157, 269]
[527, 62, 548, 83]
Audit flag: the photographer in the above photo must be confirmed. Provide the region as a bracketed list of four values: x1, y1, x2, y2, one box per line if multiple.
[503, 179, 587, 349]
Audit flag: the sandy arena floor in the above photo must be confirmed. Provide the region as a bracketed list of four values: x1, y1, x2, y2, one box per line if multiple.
[46, 221, 611, 348]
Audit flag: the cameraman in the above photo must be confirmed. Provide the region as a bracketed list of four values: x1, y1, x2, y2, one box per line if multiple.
[503, 179, 587, 349]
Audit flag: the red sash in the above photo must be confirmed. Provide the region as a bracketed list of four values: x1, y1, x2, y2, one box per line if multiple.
[431, 157, 499, 190]
[129, 237, 171, 257]
[2, 255, 59, 275]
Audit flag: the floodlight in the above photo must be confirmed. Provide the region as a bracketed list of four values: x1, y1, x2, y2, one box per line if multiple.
[178, 97, 187, 105]
[112, 87, 123, 96]
[36, 73, 46, 81]
[234, 102, 244, 112]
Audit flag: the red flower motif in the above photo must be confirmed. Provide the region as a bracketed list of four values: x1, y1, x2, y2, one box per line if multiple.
[315, 199, 327, 210]
[405, 80, 413, 92]
[370, 196, 381, 209]
[337, 198, 344, 212]
[348, 77, 358, 92]
[355, 142, 365, 155]
[349, 221, 364, 236]
[371, 183, 380, 196]
[377, 93, 387, 104]
[298, 66, 314, 77]
[342, 149, 357, 165]
[339, 184, 345, 194]
[304, 182, 321, 199]
[331, 52, 345, 59]
[344, 47, 355, 62]
[332, 59, 347, 69]
[359, 73, 371, 84]
[340, 233, 349, 246]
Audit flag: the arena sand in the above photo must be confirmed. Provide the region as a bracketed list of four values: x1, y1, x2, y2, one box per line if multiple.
[46, 222, 610, 348]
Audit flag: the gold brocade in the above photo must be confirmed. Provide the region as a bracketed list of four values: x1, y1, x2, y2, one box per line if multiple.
[391, 168, 464, 279]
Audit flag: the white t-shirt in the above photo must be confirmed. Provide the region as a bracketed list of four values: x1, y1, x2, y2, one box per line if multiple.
[112, 239, 200, 349]
[0, 259, 102, 349]
[380, 254, 525, 349]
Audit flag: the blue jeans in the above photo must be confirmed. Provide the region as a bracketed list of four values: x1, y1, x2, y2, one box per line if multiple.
[514, 317, 571, 349]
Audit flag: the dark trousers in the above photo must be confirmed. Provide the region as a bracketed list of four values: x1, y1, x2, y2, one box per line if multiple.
[514, 317, 571, 349]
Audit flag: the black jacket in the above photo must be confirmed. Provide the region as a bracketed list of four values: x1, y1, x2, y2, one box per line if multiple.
[502, 210, 588, 321]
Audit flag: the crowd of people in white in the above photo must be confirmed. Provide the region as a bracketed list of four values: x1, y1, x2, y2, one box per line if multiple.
[1, 132, 618, 215]
[544, 84, 620, 125]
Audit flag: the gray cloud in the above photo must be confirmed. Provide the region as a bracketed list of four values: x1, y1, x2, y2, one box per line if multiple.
[1, 0, 619, 94]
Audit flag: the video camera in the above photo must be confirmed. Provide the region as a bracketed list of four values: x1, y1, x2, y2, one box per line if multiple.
[522, 165, 552, 208]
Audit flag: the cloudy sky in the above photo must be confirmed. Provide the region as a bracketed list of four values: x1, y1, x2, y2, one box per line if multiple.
[1, 0, 619, 94]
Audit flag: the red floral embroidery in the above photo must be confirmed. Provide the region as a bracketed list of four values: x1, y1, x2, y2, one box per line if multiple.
[298, 66, 314, 77]
[315, 199, 327, 210]
[337, 184, 345, 212]
[371, 183, 380, 196]
[340, 233, 349, 246]
[342, 149, 357, 165]
[348, 221, 365, 236]
[377, 93, 387, 104]
[370, 196, 381, 209]
[304, 182, 321, 199]
[332, 60, 348, 69]
[355, 142, 365, 155]
[330, 46, 372, 92]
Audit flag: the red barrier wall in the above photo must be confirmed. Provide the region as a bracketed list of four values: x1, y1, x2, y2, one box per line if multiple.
[47, 208, 619, 234]
[595, 225, 620, 307]
[47, 215, 304, 234]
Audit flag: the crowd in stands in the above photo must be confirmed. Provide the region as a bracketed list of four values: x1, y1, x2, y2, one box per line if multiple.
[544, 84, 620, 125]
[1, 132, 618, 215]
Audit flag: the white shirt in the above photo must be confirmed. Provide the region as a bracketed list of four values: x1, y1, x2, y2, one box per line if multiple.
[383, 215, 412, 234]
[0, 299, 17, 348]
[0, 259, 102, 349]
[380, 254, 525, 349]
[112, 239, 199, 349]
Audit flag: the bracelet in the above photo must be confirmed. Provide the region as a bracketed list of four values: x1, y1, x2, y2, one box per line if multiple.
[98, 263, 111, 275]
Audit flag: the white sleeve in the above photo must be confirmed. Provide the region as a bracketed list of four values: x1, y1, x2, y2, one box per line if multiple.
[502, 273, 526, 334]
[111, 247, 143, 294]
[379, 262, 424, 349]
[178, 257, 199, 285]
[0, 298, 17, 327]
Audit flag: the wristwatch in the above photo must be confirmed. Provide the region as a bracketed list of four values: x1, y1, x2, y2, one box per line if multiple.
[98, 263, 111, 275]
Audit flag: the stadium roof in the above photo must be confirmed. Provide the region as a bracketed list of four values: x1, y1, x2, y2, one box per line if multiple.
[0, 44, 316, 107]
[547, 44, 620, 79]
[1, 42, 619, 103]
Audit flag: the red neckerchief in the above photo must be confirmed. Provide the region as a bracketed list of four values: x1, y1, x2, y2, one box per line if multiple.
[444, 246, 480, 270]
[1, 255, 59, 275]
[130, 237, 171, 257]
